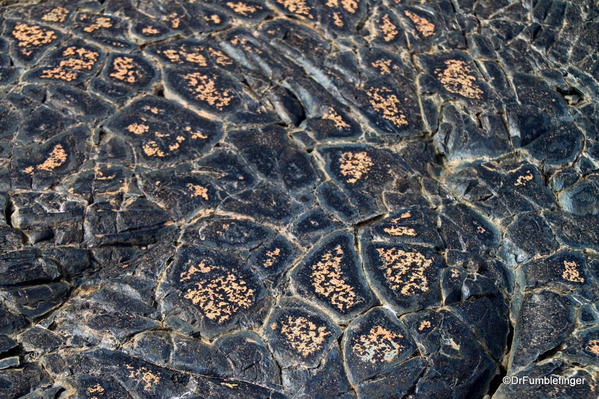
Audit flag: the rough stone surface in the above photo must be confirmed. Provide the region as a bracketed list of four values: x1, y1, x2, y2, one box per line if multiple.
[0, 0, 597, 398]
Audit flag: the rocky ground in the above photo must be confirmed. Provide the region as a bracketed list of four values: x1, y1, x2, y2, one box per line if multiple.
[0, 0, 597, 398]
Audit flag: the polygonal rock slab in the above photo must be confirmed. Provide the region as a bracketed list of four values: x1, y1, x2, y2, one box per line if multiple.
[362, 241, 444, 314]
[104, 96, 222, 165]
[291, 231, 375, 321]
[159, 246, 267, 338]
[263, 298, 341, 368]
[342, 307, 416, 384]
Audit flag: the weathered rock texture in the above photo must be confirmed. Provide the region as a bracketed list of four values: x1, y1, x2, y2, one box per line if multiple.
[0, 0, 597, 398]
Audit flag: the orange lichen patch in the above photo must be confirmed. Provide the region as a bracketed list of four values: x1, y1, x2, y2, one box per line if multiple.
[404, 10, 435, 37]
[82, 16, 113, 33]
[41, 7, 69, 23]
[586, 339, 599, 355]
[109, 57, 143, 83]
[208, 48, 233, 65]
[514, 171, 534, 186]
[160, 48, 208, 66]
[87, 384, 105, 394]
[562, 260, 584, 283]
[184, 126, 208, 139]
[184, 270, 256, 323]
[326, 0, 359, 13]
[275, 0, 314, 19]
[275, 315, 331, 357]
[309, 245, 359, 311]
[39, 67, 78, 81]
[371, 58, 393, 74]
[26, 144, 68, 172]
[226, 2, 261, 15]
[180, 261, 213, 281]
[434, 59, 483, 99]
[418, 320, 431, 331]
[264, 248, 281, 267]
[141, 26, 161, 35]
[206, 14, 222, 24]
[181, 72, 234, 110]
[376, 247, 432, 295]
[352, 325, 404, 363]
[367, 87, 409, 127]
[162, 13, 182, 29]
[380, 14, 399, 42]
[339, 151, 374, 184]
[187, 183, 209, 199]
[127, 123, 149, 135]
[323, 108, 350, 128]
[60, 46, 100, 70]
[125, 365, 160, 391]
[12, 23, 57, 48]
[142, 141, 167, 157]
[332, 12, 344, 27]
[383, 226, 417, 236]
[144, 106, 161, 114]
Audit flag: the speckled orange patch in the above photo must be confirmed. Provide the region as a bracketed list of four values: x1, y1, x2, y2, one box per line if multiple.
[125, 365, 160, 391]
[226, 2, 261, 15]
[434, 59, 483, 99]
[376, 247, 432, 295]
[24, 144, 68, 173]
[352, 325, 404, 363]
[275, 0, 314, 19]
[264, 248, 281, 267]
[182, 72, 234, 110]
[87, 384, 105, 394]
[60, 46, 100, 70]
[109, 57, 143, 83]
[141, 26, 161, 35]
[39, 67, 77, 81]
[380, 14, 399, 42]
[12, 23, 57, 48]
[339, 151, 373, 184]
[562, 260, 584, 283]
[208, 47, 233, 65]
[161, 48, 208, 66]
[367, 87, 409, 127]
[323, 108, 350, 128]
[332, 12, 344, 27]
[275, 315, 331, 357]
[418, 320, 431, 331]
[83, 16, 113, 33]
[41, 7, 69, 23]
[127, 123, 149, 135]
[187, 183, 209, 199]
[404, 10, 435, 37]
[371, 58, 393, 74]
[325, 0, 358, 13]
[183, 264, 256, 323]
[309, 245, 359, 311]
[142, 141, 167, 157]
[586, 339, 599, 355]
[383, 226, 417, 236]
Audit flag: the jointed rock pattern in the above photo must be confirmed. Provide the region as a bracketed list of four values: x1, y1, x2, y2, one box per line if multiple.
[0, 0, 597, 398]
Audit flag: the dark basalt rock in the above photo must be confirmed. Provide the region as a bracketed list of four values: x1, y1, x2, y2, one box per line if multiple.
[0, 1, 597, 397]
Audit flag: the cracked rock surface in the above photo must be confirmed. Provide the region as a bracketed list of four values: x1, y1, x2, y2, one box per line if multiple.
[0, 0, 598, 398]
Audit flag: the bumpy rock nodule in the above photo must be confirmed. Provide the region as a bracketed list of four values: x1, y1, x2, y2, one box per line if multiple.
[0, 0, 597, 398]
